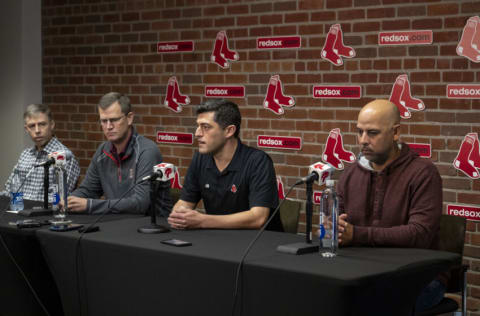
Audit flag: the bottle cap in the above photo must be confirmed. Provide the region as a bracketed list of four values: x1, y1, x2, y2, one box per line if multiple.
[326, 179, 334, 187]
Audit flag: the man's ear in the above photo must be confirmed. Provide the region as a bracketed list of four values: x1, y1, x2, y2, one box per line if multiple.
[127, 112, 134, 126]
[224, 124, 236, 138]
[392, 124, 400, 142]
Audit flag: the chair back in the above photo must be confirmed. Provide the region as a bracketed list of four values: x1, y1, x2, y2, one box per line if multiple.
[438, 214, 466, 256]
[279, 199, 302, 234]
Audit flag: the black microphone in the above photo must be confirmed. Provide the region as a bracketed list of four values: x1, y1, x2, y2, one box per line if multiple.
[34, 157, 55, 167]
[140, 170, 163, 182]
[296, 172, 319, 185]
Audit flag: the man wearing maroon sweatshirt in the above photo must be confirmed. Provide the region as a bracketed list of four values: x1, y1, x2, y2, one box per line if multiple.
[337, 99, 444, 313]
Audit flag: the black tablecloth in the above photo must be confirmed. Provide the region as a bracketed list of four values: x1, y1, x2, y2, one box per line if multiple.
[36, 217, 460, 316]
[0, 200, 139, 316]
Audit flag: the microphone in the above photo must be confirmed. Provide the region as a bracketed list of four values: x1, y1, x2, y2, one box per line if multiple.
[296, 162, 334, 185]
[140, 163, 176, 183]
[35, 151, 72, 167]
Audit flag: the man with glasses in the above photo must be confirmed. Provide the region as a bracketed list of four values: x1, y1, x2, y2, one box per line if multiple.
[68, 92, 171, 215]
[3, 104, 80, 201]
[335, 99, 444, 313]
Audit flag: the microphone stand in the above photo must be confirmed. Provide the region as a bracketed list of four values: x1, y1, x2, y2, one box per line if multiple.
[138, 179, 170, 234]
[277, 178, 319, 255]
[43, 164, 50, 210]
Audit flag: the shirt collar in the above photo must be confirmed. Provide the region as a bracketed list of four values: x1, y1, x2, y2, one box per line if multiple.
[106, 126, 136, 157]
[28, 137, 60, 156]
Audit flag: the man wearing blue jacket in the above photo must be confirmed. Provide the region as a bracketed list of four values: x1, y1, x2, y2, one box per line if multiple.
[68, 92, 170, 216]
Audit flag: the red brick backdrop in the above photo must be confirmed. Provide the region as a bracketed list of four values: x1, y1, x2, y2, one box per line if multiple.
[42, 0, 480, 311]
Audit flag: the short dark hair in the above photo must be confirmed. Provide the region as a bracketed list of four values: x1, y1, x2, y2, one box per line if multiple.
[196, 99, 241, 138]
[24, 104, 53, 122]
[98, 92, 131, 114]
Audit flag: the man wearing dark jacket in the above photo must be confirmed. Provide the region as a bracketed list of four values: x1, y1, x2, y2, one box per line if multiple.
[337, 99, 443, 313]
[68, 92, 170, 216]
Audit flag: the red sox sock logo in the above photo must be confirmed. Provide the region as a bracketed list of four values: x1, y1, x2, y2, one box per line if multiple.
[170, 168, 183, 189]
[322, 129, 356, 170]
[457, 16, 480, 63]
[321, 24, 356, 66]
[276, 176, 285, 200]
[453, 133, 480, 179]
[211, 30, 239, 69]
[263, 75, 295, 115]
[164, 76, 190, 113]
[389, 74, 425, 119]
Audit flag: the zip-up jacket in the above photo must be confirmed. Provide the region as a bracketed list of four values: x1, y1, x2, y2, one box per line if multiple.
[71, 128, 171, 216]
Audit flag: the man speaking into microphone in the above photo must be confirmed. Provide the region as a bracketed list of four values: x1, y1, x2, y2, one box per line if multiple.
[67, 92, 171, 216]
[168, 99, 283, 231]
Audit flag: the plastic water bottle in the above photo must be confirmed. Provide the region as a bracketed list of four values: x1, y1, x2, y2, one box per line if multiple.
[10, 170, 24, 211]
[319, 179, 338, 257]
[49, 183, 60, 212]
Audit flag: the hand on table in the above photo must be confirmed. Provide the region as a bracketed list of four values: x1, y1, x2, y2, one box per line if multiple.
[168, 205, 204, 230]
[67, 196, 87, 212]
[338, 213, 353, 246]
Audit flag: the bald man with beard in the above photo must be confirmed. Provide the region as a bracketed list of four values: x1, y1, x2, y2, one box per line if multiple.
[336, 99, 444, 313]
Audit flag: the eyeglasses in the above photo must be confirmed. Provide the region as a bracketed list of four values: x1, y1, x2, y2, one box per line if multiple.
[99, 115, 126, 126]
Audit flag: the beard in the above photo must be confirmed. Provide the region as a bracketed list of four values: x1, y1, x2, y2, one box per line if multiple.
[361, 142, 398, 166]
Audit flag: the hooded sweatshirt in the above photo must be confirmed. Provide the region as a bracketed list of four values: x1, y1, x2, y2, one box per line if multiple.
[337, 143, 442, 249]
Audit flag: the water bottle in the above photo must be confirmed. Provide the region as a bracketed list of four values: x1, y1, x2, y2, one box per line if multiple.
[319, 179, 338, 257]
[10, 169, 24, 211]
[49, 183, 60, 212]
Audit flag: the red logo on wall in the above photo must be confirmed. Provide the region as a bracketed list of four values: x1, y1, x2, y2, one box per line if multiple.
[313, 191, 322, 205]
[407, 143, 431, 158]
[457, 16, 480, 63]
[157, 132, 194, 145]
[447, 204, 480, 221]
[277, 176, 286, 200]
[453, 133, 480, 179]
[163, 76, 190, 113]
[157, 41, 194, 53]
[378, 30, 433, 45]
[263, 75, 295, 115]
[321, 24, 355, 66]
[313, 86, 361, 99]
[322, 129, 355, 170]
[171, 168, 183, 189]
[257, 36, 301, 49]
[447, 84, 480, 98]
[389, 74, 425, 119]
[204, 86, 245, 98]
[211, 30, 239, 69]
[257, 135, 302, 150]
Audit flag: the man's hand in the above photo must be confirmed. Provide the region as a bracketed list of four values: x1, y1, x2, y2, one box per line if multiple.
[168, 205, 204, 230]
[338, 213, 353, 246]
[67, 196, 88, 212]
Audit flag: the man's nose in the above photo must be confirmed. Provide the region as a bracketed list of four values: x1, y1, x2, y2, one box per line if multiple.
[358, 132, 368, 145]
[195, 126, 202, 137]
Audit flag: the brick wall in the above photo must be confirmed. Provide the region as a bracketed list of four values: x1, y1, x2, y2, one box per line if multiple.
[42, 0, 480, 312]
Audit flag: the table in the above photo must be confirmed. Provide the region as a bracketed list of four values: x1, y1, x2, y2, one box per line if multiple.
[36, 217, 460, 316]
[0, 197, 137, 316]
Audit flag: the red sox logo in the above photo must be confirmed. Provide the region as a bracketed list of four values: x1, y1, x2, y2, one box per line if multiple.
[211, 30, 239, 68]
[321, 24, 355, 66]
[457, 16, 480, 63]
[263, 75, 295, 115]
[389, 74, 425, 119]
[453, 133, 480, 179]
[322, 129, 356, 170]
[164, 76, 190, 113]
[231, 184, 237, 193]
